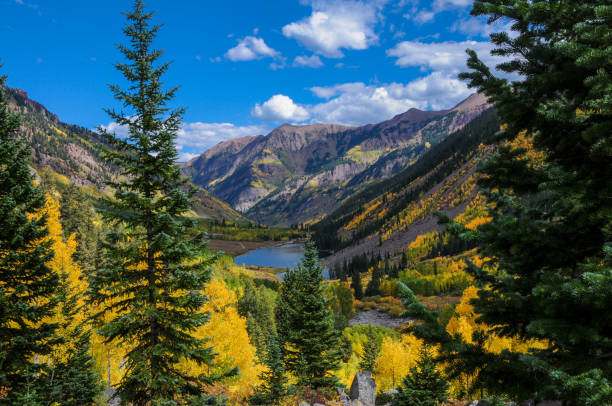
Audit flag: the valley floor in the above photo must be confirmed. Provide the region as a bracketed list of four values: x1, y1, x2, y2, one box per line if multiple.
[207, 239, 283, 256]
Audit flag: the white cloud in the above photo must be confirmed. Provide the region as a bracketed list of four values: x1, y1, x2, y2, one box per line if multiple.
[270, 61, 287, 70]
[98, 119, 131, 139]
[307, 73, 471, 125]
[13, 0, 38, 9]
[177, 122, 268, 152]
[252, 94, 311, 122]
[225, 36, 280, 61]
[450, 17, 515, 39]
[387, 40, 504, 74]
[178, 152, 200, 162]
[98, 120, 268, 160]
[433, 0, 472, 9]
[293, 54, 324, 68]
[282, 0, 387, 58]
[412, 10, 434, 24]
[405, 0, 472, 24]
[250, 70, 477, 127]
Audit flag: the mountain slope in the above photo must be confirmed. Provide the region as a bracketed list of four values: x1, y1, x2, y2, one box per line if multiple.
[183, 93, 491, 226]
[4, 85, 247, 222]
[311, 108, 500, 266]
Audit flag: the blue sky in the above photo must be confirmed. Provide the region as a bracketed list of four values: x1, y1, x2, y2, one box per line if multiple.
[1, 0, 508, 160]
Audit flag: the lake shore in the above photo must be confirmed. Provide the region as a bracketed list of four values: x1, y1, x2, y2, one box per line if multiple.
[207, 239, 288, 257]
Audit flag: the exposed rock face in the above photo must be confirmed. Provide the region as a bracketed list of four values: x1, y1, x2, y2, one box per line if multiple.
[182, 93, 492, 226]
[349, 372, 376, 406]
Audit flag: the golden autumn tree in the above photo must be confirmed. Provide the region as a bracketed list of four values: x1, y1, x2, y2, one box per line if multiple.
[35, 194, 101, 405]
[446, 286, 547, 355]
[375, 334, 423, 392]
[180, 278, 262, 402]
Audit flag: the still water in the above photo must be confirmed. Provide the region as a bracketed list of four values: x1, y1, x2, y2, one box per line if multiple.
[234, 242, 329, 280]
[234, 243, 306, 270]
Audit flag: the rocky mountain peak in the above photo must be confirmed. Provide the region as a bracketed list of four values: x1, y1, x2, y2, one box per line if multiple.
[451, 92, 491, 113]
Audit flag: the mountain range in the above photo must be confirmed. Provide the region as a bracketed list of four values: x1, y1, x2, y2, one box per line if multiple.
[182, 93, 491, 226]
[7, 83, 496, 254]
[5, 86, 247, 222]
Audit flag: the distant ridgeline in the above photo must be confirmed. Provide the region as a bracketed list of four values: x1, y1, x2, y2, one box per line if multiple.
[4, 85, 115, 187]
[3, 85, 248, 222]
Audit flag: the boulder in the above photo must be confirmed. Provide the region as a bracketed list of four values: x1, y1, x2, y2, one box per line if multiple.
[338, 388, 352, 406]
[349, 372, 376, 406]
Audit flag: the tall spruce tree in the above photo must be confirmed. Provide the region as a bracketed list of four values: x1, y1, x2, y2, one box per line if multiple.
[88, 2, 222, 404]
[0, 71, 60, 403]
[402, 0, 612, 403]
[393, 348, 448, 406]
[358, 326, 380, 373]
[250, 335, 288, 405]
[351, 267, 363, 300]
[365, 267, 381, 297]
[275, 237, 341, 389]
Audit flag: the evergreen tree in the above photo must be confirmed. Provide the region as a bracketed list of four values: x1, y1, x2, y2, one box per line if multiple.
[237, 278, 276, 360]
[42, 233, 102, 406]
[44, 331, 102, 406]
[400, 252, 408, 270]
[275, 236, 341, 389]
[351, 267, 363, 300]
[250, 336, 288, 405]
[402, 0, 612, 403]
[358, 326, 380, 373]
[341, 259, 348, 282]
[365, 267, 381, 297]
[0, 70, 60, 403]
[88, 2, 222, 403]
[393, 348, 448, 406]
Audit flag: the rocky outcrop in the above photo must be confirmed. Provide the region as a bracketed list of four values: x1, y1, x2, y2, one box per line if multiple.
[349, 372, 376, 406]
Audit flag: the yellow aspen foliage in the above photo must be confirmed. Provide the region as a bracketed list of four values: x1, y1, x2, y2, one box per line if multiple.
[32, 194, 126, 386]
[464, 216, 492, 231]
[374, 334, 423, 392]
[505, 130, 547, 168]
[446, 286, 548, 354]
[345, 200, 382, 231]
[179, 278, 262, 402]
[32, 195, 86, 365]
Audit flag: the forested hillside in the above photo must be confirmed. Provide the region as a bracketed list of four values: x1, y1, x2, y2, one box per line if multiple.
[314, 108, 498, 262]
[3, 85, 248, 222]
